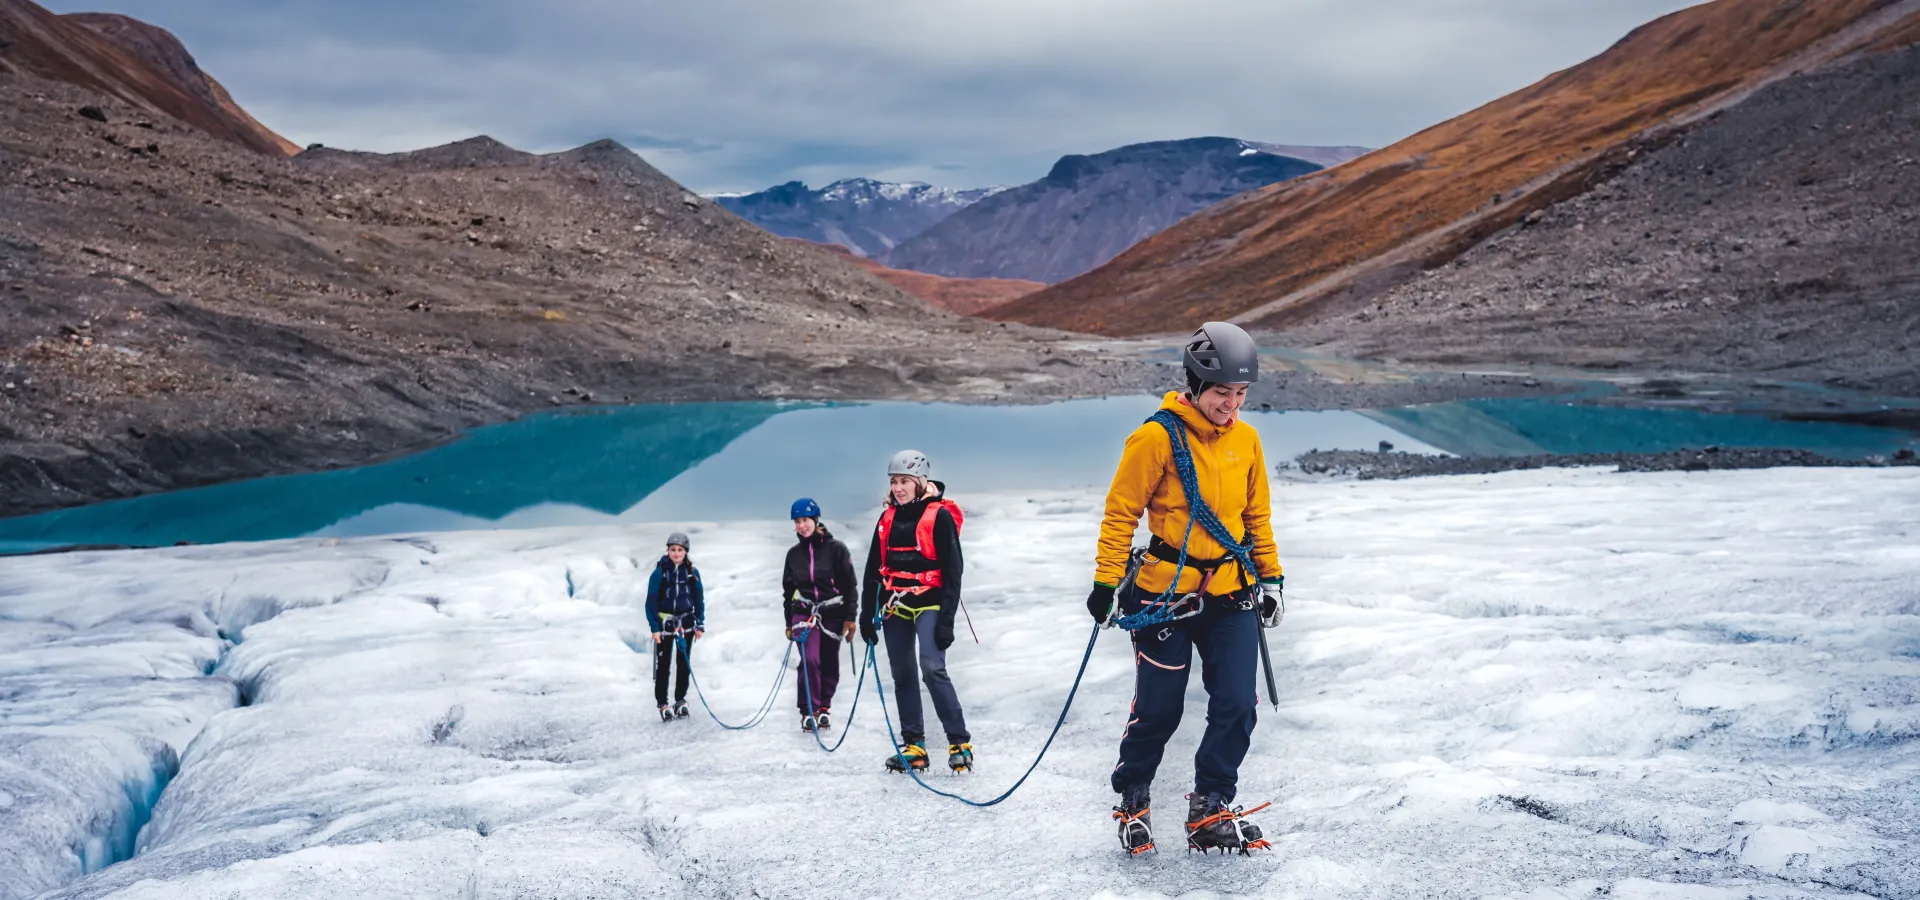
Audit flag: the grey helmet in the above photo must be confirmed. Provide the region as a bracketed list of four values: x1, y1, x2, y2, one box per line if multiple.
[1182, 322, 1260, 385]
[665, 531, 691, 550]
[888, 449, 931, 480]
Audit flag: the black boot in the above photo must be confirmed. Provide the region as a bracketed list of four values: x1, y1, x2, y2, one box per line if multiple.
[659, 705, 674, 724]
[1185, 793, 1269, 854]
[1113, 784, 1154, 855]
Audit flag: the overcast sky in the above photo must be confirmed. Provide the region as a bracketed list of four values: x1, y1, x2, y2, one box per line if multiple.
[52, 0, 1701, 194]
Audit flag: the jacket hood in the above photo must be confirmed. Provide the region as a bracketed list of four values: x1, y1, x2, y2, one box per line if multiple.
[1160, 391, 1236, 441]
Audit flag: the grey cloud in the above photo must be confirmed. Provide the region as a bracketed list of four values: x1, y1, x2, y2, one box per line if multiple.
[46, 0, 1697, 193]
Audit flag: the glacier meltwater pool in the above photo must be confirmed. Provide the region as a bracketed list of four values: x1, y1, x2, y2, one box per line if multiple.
[0, 394, 1914, 553]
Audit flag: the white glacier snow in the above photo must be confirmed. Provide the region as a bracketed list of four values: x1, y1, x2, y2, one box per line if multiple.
[1, 467, 1916, 899]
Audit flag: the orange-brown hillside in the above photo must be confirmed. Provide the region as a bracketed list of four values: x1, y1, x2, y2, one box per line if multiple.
[794, 240, 1042, 315]
[988, 0, 1920, 335]
[0, 0, 297, 155]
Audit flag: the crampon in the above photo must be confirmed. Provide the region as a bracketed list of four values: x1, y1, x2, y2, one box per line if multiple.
[1185, 799, 1272, 855]
[1113, 804, 1154, 855]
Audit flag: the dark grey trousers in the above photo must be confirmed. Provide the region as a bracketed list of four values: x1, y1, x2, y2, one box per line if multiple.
[883, 611, 969, 744]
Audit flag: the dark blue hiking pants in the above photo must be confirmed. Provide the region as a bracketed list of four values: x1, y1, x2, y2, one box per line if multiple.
[883, 610, 969, 745]
[1110, 584, 1259, 802]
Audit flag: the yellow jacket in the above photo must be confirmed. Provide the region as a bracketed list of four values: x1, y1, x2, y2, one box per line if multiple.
[1095, 392, 1283, 595]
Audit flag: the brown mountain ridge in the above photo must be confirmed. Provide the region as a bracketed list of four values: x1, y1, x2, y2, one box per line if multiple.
[0, 0, 297, 155]
[794, 240, 1042, 315]
[990, 0, 1920, 341]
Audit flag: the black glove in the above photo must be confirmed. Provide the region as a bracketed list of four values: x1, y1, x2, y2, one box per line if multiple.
[860, 617, 878, 646]
[1259, 578, 1284, 628]
[1087, 584, 1117, 624]
[934, 621, 955, 651]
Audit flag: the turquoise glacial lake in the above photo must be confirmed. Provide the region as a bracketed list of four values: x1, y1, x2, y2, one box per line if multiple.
[0, 395, 1913, 553]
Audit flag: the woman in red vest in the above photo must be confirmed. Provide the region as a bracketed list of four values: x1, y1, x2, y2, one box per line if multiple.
[859, 449, 972, 774]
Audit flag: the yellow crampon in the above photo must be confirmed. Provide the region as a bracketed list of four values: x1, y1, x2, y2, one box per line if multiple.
[884, 743, 929, 772]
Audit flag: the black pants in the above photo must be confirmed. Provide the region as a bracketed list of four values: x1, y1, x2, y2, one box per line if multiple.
[1111, 584, 1259, 802]
[655, 636, 691, 707]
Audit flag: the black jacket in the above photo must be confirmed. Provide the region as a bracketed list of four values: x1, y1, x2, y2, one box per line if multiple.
[860, 482, 963, 629]
[782, 526, 858, 626]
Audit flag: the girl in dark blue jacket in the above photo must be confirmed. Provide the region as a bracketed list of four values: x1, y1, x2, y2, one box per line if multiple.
[646, 531, 705, 722]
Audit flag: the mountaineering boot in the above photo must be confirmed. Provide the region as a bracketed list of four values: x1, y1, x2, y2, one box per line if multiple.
[801, 714, 816, 733]
[947, 742, 974, 773]
[1113, 784, 1154, 856]
[1184, 793, 1270, 855]
[673, 701, 690, 719]
[884, 743, 929, 772]
[815, 710, 832, 731]
[659, 705, 674, 724]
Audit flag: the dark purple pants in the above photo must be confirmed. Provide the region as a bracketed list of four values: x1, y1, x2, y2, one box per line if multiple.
[791, 614, 843, 714]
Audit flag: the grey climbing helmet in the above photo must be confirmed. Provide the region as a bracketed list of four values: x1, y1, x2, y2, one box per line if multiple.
[1182, 321, 1260, 385]
[888, 449, 931, 480]
[666, 531, 691, 550]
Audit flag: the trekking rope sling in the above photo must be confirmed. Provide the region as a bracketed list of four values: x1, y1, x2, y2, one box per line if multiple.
[674, 630, 793, 731]
[1111, 410, 1260, 632]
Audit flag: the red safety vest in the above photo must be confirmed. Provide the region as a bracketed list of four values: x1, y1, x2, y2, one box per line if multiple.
[875, 499, 964, 596]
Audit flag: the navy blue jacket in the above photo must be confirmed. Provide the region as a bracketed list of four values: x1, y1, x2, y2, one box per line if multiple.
[645, 556, 705, 633]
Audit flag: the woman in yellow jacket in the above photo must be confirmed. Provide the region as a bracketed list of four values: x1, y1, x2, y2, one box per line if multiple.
[1087, 321, 1284, 856]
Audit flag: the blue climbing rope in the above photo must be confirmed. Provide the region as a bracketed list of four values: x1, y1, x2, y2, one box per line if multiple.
[675, 632, 793, 730]
[1112, 410, 1259, 632]
[867, 623, 1102, 807]
[794, 621, 872, 753]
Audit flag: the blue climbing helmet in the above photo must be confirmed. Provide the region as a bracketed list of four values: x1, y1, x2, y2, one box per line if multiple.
[790, 497, 821, 520]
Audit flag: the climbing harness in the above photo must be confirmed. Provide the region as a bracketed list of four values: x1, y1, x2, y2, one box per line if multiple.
[867, 623, 1102, 807]
[879, 591, 941, 621]
[1110, 410, 1260, 633]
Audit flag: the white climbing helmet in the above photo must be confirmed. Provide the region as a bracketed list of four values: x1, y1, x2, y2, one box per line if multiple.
[887, 449, 931, 480]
